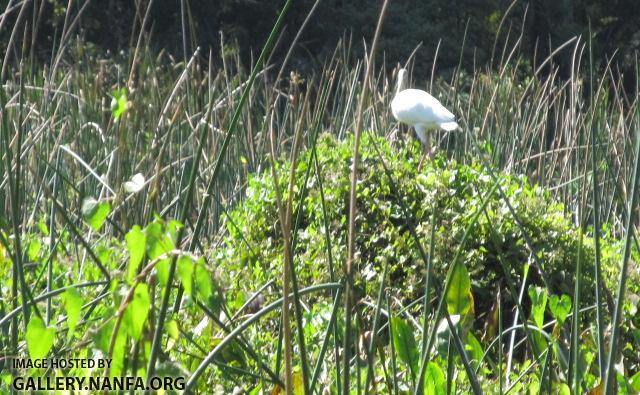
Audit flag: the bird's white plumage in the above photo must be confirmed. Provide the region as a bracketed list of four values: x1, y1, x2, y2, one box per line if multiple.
[391, 68, 458, 145]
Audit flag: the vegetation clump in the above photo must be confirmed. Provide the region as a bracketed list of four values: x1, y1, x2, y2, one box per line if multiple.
[221, 133, 638, 335]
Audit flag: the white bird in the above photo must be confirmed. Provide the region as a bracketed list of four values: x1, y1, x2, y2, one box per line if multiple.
[391, 68, 458, 157]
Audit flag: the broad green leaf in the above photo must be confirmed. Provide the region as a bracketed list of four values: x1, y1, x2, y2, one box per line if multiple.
[177, 255, 194, 296]
[548, 294, 571, 326]
[123, 284, 151, 341]
[391, 316, 419, 378]
[424, 362, 446, 395]
[26, 316, 55, 359]
[465, 332, 484, 369]
[165, 220, 183, 243]
[95, 320, 126, 377]
[632, 371, 640, 391]
[146, 226, 174, 260]
[81, 198, 111, 231]
[194, 260, 213, 302]
[63, 287, 83, 337]
[446, 262, 473, 318]
[528, 286, 547, 328]
[156, 259, 171, 286]
[145, 221, 174, 286]
[125, 225, 146, 283]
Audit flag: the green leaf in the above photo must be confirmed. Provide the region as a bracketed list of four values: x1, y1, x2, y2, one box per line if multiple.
[123, 284, 151, 341]
[424, 362, 446, 395]
[145, 221, 174, 286]
[528, 286, 548, 328]
[26, 316, 55, 359]
[391, 316, 419, 379]
[630, 371, 640, 392]
[555, 382, 570, 395]
[81, 198, 111, 231]
[28, 239, 42, 261]
[446, 262, 473, 318]
[177, 255, 194, 296]
[548, 294, 571, 326]
[125, 225, 146, 283]
[111, 88, 129, 120]
[95, 320, 126, 377]
[63, 288, 83, 338]
[166, 320, 180, 340]
[465, 332, 484, 370]
[194, 260, 213, 302]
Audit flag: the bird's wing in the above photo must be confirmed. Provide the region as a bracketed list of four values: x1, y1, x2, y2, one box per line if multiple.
[414, 91, 455, 123]
[393, 89, 455, 124]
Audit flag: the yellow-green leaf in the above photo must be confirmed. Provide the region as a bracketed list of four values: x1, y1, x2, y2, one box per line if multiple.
[26, 316, 55, 360]
[123, 284, 151, 341]
[125, 225, 146, 283]
[63, 287, 83, 338]
[446, 261, 473, 318]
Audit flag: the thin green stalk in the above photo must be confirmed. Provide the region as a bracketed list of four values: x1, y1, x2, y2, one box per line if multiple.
[5, 69, 33, 334]
[267, 95, 309, 394]
[415, 204, 438, 394]
[343, 2, 389, 392]
[588, 20, 606, 378]
[312, 145, 342, 393]
[569, 230, 584, 393]
[603, 126, 640, 393]
[388, 293, 399, 395]
[364, 261, 389, 392]
[498, 289, 503, 395]
[446, 337, 454, 394]
[46, 149, 61, 325]
[309, 285, 344, 393]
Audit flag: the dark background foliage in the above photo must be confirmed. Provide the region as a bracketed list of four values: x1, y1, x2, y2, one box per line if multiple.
[2, 0, 640, 79]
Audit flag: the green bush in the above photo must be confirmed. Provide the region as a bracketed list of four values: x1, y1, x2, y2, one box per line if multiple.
[218, 133, 639, 333]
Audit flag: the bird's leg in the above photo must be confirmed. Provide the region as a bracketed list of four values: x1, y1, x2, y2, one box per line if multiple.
[418, 145, 427, 170]
[426, 133, 435, 159]
[417, 133, 432, 171]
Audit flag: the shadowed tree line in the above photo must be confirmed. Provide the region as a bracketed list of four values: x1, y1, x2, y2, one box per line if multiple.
[1, 0, 639, 80]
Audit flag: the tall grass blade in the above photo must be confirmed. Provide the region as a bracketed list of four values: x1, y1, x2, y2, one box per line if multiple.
[603, 123, 640, 393]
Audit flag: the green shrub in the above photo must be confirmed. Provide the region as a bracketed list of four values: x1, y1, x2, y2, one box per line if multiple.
[218, 133, 639, 333]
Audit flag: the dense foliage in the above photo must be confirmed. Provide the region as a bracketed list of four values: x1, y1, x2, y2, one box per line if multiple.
[218, 133, 640, 391]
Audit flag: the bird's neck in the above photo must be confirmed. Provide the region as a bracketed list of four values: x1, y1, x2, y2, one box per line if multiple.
[396, 79, 404, 95]
[396, 71, 406, 95]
